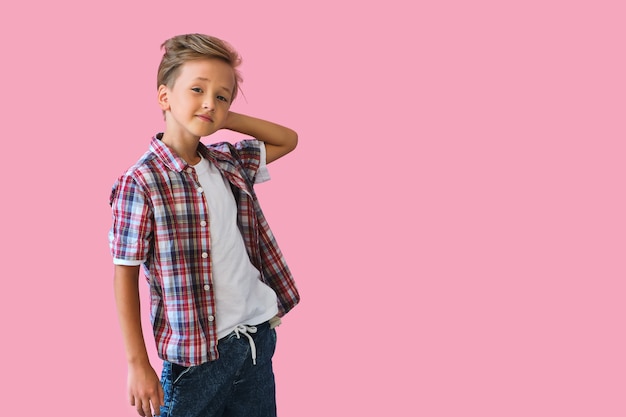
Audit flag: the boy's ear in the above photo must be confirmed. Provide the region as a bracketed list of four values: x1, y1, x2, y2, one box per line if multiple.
[158, 85, 170, 111]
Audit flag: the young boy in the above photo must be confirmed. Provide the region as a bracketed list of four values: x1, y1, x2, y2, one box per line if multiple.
[109, 34, 300, 417]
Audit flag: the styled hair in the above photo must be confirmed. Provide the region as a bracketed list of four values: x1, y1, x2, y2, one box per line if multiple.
[157, 33, 242, 101]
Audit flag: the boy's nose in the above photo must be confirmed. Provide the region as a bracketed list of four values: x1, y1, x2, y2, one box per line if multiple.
[203, 98, 215, 111]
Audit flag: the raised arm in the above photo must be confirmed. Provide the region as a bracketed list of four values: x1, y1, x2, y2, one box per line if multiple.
[114, 265, 164, 417]
[222, 111, 298, 164]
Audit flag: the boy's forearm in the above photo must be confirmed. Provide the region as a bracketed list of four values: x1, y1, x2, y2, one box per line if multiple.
[114, 265, 151, 366]
[223, 112, 298, 163]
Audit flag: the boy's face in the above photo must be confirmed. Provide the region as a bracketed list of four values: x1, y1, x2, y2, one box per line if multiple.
[158, 58, 235, 140]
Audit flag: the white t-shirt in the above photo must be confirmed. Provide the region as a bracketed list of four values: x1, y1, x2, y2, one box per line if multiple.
[192, 145, 278, 339]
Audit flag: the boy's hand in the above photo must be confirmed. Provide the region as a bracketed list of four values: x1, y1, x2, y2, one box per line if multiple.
[114, 266, 163, 416]
[127, 362, 164, 417]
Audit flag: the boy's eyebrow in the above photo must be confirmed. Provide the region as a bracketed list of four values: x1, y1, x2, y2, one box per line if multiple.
[193, 77, 232, 93]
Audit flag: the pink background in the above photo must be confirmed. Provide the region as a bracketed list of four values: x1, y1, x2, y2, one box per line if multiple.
[1, 0, 625, 415]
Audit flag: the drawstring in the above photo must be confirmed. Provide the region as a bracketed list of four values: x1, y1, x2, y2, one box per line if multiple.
[233, 325, 258, 365]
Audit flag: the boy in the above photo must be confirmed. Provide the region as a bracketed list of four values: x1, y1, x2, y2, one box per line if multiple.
[109, 34, 300, 417]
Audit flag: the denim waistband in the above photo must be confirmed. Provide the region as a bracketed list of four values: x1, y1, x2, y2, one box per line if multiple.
[219, 320, 270, 341]
[220, 320, 271, 366]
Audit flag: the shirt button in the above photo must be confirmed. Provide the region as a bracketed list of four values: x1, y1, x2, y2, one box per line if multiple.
[197, 187, 203, 194]
[186, 168, 193, 173]
[204, 284, 210, 291]
[208, 315, 215, 322]
[200, 220, 207, 227]
[202, 252, 208, 258]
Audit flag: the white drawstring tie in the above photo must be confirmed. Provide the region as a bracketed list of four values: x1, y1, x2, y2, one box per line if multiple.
[233, 325, 258, 365]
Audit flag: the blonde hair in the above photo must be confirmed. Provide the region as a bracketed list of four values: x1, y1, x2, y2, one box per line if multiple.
[157, 33, 242, 101]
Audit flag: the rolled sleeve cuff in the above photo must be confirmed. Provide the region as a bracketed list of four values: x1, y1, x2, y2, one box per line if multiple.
[255, 142, 271, 184]
[113, 258, 144, 266]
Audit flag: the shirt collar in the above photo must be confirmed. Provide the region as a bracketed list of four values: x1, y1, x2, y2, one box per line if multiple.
[150, 134, 247, 191]
[150, 134, 190, 173]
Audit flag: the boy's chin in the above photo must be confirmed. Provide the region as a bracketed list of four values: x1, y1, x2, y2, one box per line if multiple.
[194, 127, 218, 138]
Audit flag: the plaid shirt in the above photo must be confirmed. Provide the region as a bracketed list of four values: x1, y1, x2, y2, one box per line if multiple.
[109, 136, 299, 366]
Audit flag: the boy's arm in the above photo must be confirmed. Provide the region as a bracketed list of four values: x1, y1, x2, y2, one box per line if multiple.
[222, 112, 298, 164]
[114, 265, 164, 417]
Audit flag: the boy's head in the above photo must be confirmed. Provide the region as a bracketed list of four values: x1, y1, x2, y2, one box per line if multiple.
[157, 34, 242, 101]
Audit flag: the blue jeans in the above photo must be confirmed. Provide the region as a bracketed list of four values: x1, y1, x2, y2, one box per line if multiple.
[159, 322, 277, 417]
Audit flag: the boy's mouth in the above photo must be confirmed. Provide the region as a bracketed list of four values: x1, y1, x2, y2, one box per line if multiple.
[197, 114, 214, 123]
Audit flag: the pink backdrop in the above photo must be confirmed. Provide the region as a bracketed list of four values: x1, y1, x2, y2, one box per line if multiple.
[1, 0, 625, 415]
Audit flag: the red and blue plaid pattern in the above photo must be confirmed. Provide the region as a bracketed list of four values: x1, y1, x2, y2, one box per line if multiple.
[109, 136, 299, 366]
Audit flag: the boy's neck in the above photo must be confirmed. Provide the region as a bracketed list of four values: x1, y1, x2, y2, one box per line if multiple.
[160, 133, 202, 166]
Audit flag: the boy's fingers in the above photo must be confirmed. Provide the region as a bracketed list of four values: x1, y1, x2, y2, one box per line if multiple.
[151, 397, 162, 416]
[159, 384, 165, 406]
[137, 398, 152, 417]
[133, 397, 143, 416]
[135, 397, 150, 417]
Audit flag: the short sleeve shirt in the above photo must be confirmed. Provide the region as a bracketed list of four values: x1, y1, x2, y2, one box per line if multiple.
[109, 135, 299, 366]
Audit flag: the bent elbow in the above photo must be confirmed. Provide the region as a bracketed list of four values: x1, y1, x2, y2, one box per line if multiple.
[288, 129, 298, 152]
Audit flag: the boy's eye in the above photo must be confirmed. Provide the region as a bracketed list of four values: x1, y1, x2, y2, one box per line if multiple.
[217, 95, 229, 103]
[191, 87, 203, 93]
